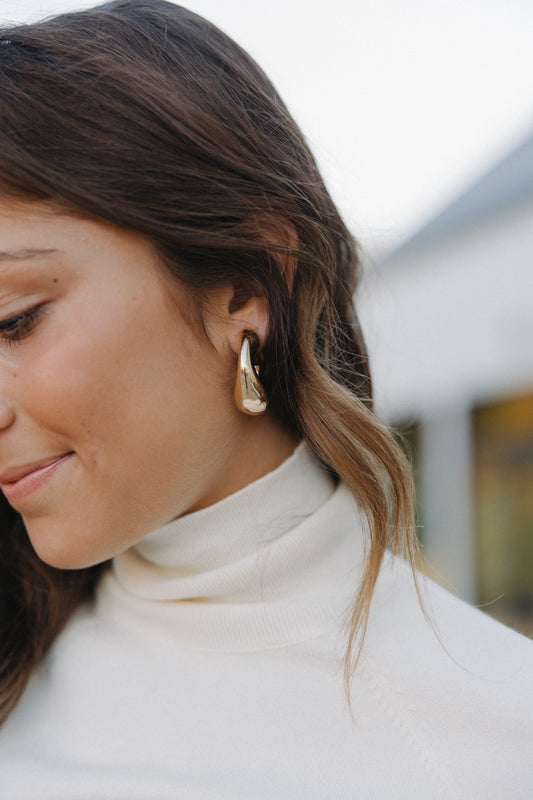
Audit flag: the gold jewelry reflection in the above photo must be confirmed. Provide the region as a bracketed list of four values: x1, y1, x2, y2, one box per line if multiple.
[234, 330, 268, 415]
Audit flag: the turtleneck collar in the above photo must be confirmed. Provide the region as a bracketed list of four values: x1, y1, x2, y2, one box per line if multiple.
[97, 442, 364, 650]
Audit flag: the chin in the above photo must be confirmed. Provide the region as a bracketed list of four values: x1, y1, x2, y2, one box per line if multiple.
[25, 518, 109, 571]
[31, 544, 101, 572]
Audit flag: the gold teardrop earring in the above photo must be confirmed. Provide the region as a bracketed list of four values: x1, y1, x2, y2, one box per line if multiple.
[234, 330, 268, 415]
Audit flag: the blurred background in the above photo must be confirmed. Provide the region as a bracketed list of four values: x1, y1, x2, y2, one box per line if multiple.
[2, 0, 532, 635]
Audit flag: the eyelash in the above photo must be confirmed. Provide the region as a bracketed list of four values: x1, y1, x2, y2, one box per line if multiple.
[0, 305, 46, 346]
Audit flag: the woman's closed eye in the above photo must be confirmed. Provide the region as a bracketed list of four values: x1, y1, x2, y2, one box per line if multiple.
[0, 304, 46, 346]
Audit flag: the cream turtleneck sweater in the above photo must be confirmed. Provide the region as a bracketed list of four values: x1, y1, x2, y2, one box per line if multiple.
[1, 443, 532, 799]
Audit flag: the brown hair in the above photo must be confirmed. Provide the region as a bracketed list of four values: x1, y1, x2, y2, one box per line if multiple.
[0, 0, 419, 723]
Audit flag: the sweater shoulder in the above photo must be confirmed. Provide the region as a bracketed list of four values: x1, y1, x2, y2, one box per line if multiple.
[351, 553, 533, 797]
[368, 553, 533, 674]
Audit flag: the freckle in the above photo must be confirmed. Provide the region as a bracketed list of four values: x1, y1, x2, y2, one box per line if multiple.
[12, 371, 17, 378]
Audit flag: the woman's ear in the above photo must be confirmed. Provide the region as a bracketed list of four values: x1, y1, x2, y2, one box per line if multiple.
[226, 286, 270, 355]
[207, 217, 298, 357]
[202, 282, 269, 358]
[225, 217, 298, 355]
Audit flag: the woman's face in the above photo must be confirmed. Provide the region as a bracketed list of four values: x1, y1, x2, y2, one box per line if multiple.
[0, 199, 290, 568]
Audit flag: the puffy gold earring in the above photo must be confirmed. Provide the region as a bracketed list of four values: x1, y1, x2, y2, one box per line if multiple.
[234, 330, 268, 415]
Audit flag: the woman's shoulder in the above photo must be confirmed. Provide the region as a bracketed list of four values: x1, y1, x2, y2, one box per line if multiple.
[330, 479, 533, 675]
[368, 547, 533, 674]
[350, 552, 533, 797]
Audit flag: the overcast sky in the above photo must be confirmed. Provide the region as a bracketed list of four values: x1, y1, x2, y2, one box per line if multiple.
[2, 0, 533, 253]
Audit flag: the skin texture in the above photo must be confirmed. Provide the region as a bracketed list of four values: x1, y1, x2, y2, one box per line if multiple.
[0, 199, 297, 569]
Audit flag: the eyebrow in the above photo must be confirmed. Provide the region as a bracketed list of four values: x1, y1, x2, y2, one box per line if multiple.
[0, 249, 59, 262]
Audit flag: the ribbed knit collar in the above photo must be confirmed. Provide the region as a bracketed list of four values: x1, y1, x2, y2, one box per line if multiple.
[98, 442, 364, 650]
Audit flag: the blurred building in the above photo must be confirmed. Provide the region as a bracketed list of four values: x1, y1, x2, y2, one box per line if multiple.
[360, 131, 533, 636]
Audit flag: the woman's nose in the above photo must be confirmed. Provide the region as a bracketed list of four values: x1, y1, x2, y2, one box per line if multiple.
[0, 395, 16, 430]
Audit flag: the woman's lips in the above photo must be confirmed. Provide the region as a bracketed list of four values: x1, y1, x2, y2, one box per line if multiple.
[0, 453, 73, 504]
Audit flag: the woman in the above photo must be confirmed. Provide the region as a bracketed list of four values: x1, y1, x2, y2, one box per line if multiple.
[0, 1, 531, 797]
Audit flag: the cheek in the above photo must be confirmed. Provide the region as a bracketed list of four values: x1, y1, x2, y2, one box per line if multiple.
[21, 300, 212, 450]
[19, 310, 142, 449]
[25, 348, 100, 431]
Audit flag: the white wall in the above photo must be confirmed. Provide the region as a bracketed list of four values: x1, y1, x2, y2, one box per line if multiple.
[359, 196, 533, 421]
